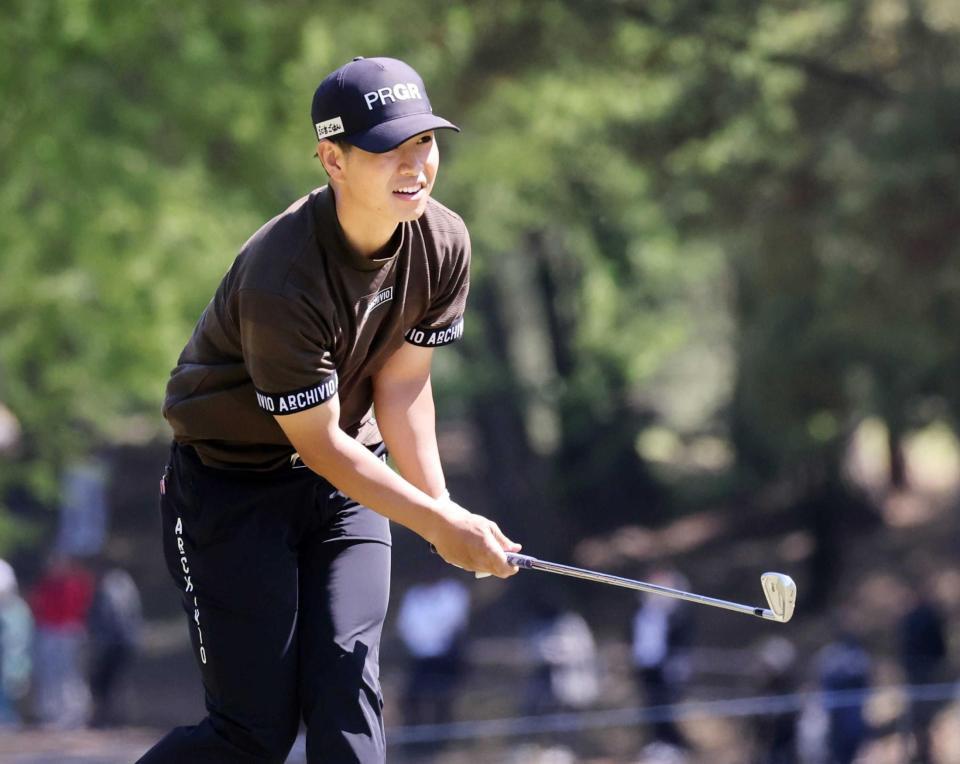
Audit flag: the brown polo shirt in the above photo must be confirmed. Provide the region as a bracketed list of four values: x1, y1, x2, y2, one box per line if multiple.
[162, 185, 470, 470]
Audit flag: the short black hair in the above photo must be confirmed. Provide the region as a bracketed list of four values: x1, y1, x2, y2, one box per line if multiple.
[324, 135, 352, 150]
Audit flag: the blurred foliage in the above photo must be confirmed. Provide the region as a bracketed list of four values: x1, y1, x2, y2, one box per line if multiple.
[1, 0, 958, 553]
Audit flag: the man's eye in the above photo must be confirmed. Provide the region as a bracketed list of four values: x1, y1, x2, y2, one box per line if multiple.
[418, 135, 433, 144]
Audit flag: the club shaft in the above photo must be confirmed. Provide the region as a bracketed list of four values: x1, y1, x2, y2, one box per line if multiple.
[506, 554, 777, 621]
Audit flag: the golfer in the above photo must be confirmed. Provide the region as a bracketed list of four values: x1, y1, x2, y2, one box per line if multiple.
[138, 56, 521, 764]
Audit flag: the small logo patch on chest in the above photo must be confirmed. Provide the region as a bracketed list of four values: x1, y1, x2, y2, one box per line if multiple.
[368, 287, 394, 311]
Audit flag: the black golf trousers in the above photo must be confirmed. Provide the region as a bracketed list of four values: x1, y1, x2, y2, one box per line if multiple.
[137, 442, 392, 764]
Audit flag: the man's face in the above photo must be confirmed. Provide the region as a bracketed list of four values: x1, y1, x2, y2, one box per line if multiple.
[334, 131, 439, 224]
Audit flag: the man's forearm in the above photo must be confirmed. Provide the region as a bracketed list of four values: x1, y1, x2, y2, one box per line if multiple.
[301, 430, 518, 578]
[301, 428, 449, 542]
[373, 375, 447, 498]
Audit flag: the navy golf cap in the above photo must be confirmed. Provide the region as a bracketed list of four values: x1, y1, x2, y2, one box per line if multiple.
[311, 56, 459, 153]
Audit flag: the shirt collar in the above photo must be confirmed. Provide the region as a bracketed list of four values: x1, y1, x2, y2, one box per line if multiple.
[315, 185, 405, 272]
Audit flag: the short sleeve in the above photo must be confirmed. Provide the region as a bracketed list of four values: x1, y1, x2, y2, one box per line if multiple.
[404, 231, 471, 348]
[238, 289, 338, 415]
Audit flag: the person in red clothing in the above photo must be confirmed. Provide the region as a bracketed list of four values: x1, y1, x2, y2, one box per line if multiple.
[28, 552, 94, 727]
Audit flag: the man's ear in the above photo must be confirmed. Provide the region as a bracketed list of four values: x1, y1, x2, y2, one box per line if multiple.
[316, 140, 346, 180]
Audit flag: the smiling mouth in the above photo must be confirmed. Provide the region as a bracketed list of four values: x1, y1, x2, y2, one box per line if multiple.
[393, 183, 426, 199]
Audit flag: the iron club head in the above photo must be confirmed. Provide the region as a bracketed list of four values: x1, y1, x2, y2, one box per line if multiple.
[761, 572, 797, 622]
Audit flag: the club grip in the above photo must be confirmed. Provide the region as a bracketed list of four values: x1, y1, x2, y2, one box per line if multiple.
[475, 553, 533, 578]
[429, 545, 535, 576]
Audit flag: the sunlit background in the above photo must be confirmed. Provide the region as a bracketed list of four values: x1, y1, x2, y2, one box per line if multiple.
[2, 1, 959, 762]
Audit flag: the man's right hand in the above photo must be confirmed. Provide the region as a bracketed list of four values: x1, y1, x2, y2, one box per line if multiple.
[428, 499, 522, 579]
[273, 395, 522, 577]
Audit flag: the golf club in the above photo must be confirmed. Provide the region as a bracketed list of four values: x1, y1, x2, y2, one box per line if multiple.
[504, 553, 797, 623]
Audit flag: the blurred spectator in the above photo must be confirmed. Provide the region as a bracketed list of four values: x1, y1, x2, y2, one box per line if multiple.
[523, 597, 600, 715]
[796, 682, 829, 764]
[0, 402, 21, 454]
[28, 553, 94, 727]
[816, 630, 871, 764]
[752, 636, 799, 764]
[87, 564, 143, 728]
[898, 587, 948, 763]
[396, 576, 470, 727]
[0, 558, 33, 726]
[631, 568, 694, 752]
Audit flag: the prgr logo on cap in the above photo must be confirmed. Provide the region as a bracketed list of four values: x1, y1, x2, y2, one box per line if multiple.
[363, 83, 423, 111]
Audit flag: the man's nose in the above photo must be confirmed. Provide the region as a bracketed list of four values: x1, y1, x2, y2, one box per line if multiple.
[398, 155, 422, 175]
[398, 144, 428, 174]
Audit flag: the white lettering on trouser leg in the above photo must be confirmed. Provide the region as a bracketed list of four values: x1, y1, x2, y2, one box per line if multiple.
[194, 597, 207, 664]
[174, 513, 207, 664]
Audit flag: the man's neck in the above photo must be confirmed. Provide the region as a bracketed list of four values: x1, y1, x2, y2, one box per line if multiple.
[332, 189, 398, 259]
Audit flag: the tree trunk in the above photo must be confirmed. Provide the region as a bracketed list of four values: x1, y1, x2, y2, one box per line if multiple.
[464, 278, 561, 554]
[887, 420, 908, 490]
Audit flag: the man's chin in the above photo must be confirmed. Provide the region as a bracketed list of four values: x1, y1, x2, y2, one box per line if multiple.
[396, 199, 431, 221]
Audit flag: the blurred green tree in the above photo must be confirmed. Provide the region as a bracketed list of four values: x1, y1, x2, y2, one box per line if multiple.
[1, 0, 957, 568]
